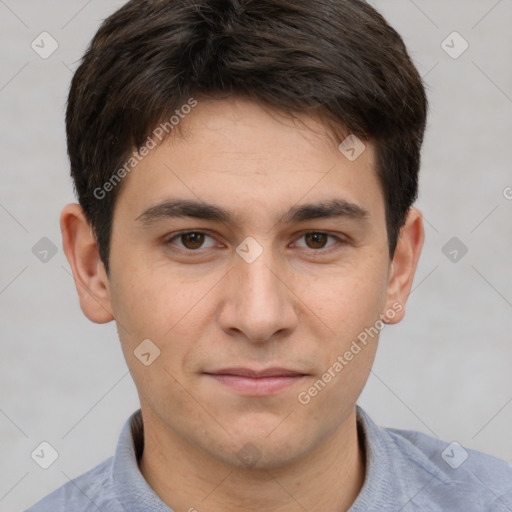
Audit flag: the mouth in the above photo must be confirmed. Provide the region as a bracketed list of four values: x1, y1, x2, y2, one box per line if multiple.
[203, 367, 308, 396]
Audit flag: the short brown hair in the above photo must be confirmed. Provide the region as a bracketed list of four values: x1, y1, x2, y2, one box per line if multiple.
[66, 0, 428, 274]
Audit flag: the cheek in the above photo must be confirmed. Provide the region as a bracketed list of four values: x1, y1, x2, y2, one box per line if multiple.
[110, 264, 197, 334]
[291, 255, 388, 403]
[109, 265, 219, 379]
[295, 256, 389, 339]
[296, 267, 385, 427]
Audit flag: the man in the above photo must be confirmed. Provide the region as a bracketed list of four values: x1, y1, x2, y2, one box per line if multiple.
[26, 0, 512, 510]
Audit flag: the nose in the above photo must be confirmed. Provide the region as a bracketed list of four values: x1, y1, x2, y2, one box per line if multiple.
[217, 241, 299, 344]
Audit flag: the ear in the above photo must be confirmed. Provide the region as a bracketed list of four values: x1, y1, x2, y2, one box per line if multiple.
[382, 207, 424, 324]
[60, 203, 114, 324]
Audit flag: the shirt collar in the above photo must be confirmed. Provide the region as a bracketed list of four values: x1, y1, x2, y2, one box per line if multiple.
[350, 406, 451, 511]
[112, 409, 172, 511]
[111, 406, 450, 512]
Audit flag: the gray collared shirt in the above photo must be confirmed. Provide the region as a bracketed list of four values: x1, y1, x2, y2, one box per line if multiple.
[25, 406, 512, 511]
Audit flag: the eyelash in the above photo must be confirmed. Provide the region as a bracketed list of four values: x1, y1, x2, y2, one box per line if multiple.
[164, 230, 347, 255]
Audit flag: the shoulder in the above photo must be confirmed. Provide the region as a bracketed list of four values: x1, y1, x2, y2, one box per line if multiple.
[353, 406, 512, 511]
[387, 425, 512, 483]
[24, 456, 120, 512]
[386, 425, 512, 509]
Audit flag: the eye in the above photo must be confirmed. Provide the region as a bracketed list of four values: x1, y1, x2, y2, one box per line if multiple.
[165, 230, 346, 254]
[166, 231, 218, 251]
[293, 232, 344, 250]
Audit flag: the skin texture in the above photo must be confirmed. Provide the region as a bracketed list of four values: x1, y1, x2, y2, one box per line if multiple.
[61, 96, 424, 512]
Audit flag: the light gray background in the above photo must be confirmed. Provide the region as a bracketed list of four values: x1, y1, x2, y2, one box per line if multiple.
[1, 1, 511, 510]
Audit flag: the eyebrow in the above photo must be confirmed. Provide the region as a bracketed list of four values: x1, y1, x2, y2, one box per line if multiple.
[135, 198, 370, 227]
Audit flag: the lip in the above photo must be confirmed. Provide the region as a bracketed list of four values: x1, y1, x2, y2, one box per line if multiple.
[204, 367, 308, 396]
[206, 367, 306, 378]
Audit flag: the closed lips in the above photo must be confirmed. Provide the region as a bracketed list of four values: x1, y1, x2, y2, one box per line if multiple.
[204, 368, 307, 378]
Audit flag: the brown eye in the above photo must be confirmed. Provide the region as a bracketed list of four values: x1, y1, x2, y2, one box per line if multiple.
[304, 232, 328, 249]
[293, 232, 343, 251]
[181, 232, 205, 250]
[166, 231, 217, 251]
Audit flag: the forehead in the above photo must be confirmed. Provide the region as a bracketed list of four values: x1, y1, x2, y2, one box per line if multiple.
[113, 96, 385, 228]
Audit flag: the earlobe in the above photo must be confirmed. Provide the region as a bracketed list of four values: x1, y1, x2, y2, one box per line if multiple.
[60, 203, 114, 324]
[383, 207, 424, 325]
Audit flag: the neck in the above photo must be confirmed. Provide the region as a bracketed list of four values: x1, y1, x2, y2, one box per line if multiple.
[138, 407, 366, 512]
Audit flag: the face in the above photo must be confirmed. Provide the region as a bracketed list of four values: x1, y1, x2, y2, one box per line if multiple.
[101, 96, 401, 469]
